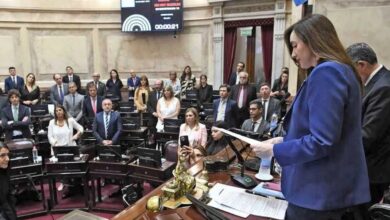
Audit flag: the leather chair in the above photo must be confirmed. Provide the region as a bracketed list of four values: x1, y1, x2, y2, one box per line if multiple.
[164, 140, 178, 162]
[369, 203, 390, 220]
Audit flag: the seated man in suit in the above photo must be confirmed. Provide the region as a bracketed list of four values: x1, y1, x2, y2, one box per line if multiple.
[50, 73, 69, 105]
[86, 72, 106, 97]
[83, 83, 103, 119]
[4, 66, 24, 93]
[213, 84, 238, 128]
[256, 83, 281, 122]
[147, 79, 164, 129]
[63, 82, 84, 122]
[1, 89, 32, 141]
[93, 99, 122, 145]
[241, 100, 270, 136]
[62, 66, 82, 93]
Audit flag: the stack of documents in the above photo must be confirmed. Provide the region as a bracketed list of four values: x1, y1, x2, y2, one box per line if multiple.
[253, 182, 285, 199]
[208, 183, 288, 219]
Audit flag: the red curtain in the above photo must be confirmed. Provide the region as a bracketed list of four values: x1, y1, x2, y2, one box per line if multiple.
[261, 24, 274, 83]
[224, 27, 237, 84]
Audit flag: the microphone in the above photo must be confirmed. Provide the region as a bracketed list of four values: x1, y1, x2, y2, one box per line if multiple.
[223, 135, 257, 189]
[26, 174, 42, 201]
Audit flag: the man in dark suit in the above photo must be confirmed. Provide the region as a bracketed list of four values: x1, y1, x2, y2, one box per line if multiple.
[86, 72, 106, 97]
[93, 99, 122, 145]
[213, 84, 238, 128]
[228, 62, 245, 86]
[147, 80, 164, 128]
[127, 70, 140, 99]
[50, 73, 69, 105]
[229, 72, 257, 127]
[347, 43, 390, 205]
[62, 66, 81, 93]
[63, 82, 84, 122]
[4, 67, 24, 93]
[83, 83, 103, 118]
[241, 100, 269, 135]
[1, 89, 32, 141]
[256, 83, 281, 122]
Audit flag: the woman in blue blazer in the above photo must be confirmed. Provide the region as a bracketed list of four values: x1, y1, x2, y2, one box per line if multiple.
[251, 14, 370, 219]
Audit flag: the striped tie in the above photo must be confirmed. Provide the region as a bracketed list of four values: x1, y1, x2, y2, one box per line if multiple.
[105, 112, 110, 139]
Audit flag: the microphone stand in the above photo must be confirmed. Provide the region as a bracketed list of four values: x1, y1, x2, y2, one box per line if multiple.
[224, 136, 257, 189]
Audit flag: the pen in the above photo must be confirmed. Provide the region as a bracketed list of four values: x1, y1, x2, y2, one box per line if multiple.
[245, 189, 266, 198]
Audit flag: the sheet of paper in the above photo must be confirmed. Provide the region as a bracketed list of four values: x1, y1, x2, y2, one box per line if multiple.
[209, 183, 288, 220]
[208, 183, 250, 218]
[215, 128, 262, 146]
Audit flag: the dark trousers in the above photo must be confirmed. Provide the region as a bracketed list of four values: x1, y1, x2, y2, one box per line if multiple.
[286, 203, 368, 220]
[370, 182, 390, 204]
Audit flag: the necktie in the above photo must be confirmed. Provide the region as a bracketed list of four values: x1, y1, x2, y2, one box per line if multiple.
[72, 94, 75, 106]
[157, 91, 160, 99]
[69, 76, 73, 82]
[13, 106, 18, 121]
[238, 86, 245, 108]
[105, 112, 110, 139]
[59, 86, 64, 104]
[12, 76, 16, 86]
[95, 81, 98, 89]
[92, 98, 97, 114]
[251, 122, 256, 132]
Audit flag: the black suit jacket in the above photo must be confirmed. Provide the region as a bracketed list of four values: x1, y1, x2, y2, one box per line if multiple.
[87, 81, 106, 97]
[83, 95, 103, 118]
[147, 90, 162, 114]
[213, 98, 238, 128]
[93, 111, 122, 145]
[259, 97, 281, 122]
[229, 84, 257, 125]
[63, 74, 81, 92]
[362, 66, 390, 183]
[1, 104, 32, 141]
[197, 84, 213, 107]
[228, 71, 238, 86]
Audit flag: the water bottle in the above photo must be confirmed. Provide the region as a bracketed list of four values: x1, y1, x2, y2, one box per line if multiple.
[270, 113, 278, 132]
[255, 156, 274, 181]
[32, 146, 38, 163]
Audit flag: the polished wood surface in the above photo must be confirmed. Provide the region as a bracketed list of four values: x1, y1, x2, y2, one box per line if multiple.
[112, 140, 272, 220]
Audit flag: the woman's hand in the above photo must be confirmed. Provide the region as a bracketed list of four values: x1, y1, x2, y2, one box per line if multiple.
[179, 146, 193, 156]
[263, 137, 283, 145]
[23, 100, 32, 105]
[72, 133, 80, 141]
[250, 141, 274, 158]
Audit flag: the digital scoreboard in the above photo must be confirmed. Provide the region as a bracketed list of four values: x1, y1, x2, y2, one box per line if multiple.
[121, 0, 183, 32]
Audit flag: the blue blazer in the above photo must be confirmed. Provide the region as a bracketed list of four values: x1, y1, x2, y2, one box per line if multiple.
[4, 76, 24, 93]
[92, 111, 122, 145]
[213, 98, 238, 128]
[274, 62, 370, 210]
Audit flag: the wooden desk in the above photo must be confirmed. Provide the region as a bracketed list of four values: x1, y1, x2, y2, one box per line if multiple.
[112, 141, 271, 220]
[155, 131, 179, 152]
[128, 160, 176, 186]
[121, 126, 149, 147]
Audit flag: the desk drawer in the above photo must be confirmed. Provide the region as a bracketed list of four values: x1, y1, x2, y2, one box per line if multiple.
[129, 164, 174, 181]
[89, 161, 129, 174]
[46, 162, 87, 173]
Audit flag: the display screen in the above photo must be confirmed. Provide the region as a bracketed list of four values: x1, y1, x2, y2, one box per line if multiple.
[121, 0, 183, 32]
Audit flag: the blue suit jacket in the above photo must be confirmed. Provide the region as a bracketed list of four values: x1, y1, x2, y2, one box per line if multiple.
[274, 62, 370, 210]
[92, 111, 122, 145]
[4, 76, 24, 93]
[213, 98, 238, 128]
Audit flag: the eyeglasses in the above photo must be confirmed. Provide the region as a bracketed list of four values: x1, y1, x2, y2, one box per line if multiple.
[0, 153, 10, 158]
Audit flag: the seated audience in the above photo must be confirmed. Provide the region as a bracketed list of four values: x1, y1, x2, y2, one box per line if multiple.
[93, 99, 122, 145]
[271, 67, 290, 117]
[147, 79, 164, 129]
[213, 84, 238, 128]
[4, 66, 24, 93]
[0, 143, 17, 220]
[134, 75, 152, 112]
[180, 66, 196, 99]
[83, 83, 103, 118]
[86, 72, 106, 97]
[156, 85, 180, 131]
[127, 70, 140, 99]
[106, 69, 124, 101]
[165, 71, 181, 97]
[241, 100, 270, 135]
[255, 82, 281, 122]
[48, 105, 84, 153]
[20, 73, 40, 106]
[196, 74, 213, 109]
[63, 82, 84, 122]
[50, 73, 69, 105]
[62, 66, 81, 93]
[1, 89, 32, 141]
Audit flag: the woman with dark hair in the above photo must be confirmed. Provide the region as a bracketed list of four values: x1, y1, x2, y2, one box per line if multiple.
[251, 14, 370, 219]
[180, 66, 196, 98]
[0, 143, 16, 220]
[20, 73, 40, 106]
[271, 67, 290, 117]
[156, 85, 180, 131]
[134, 75, 152, 112]
[106, 69, 124, 101]
[48, 105, 84, 154]
[196, 74, 213, 109]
